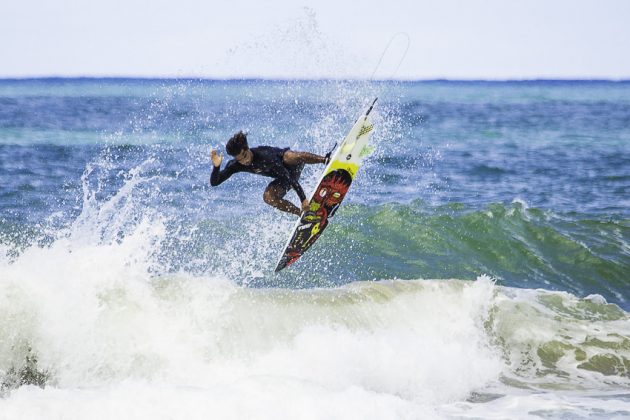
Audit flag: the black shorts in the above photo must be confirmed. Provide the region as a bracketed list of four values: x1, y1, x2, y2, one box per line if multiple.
[268, 149, 304, 197]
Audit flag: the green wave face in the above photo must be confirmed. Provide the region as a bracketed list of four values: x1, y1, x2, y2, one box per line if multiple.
[1, 200, 627, 309]
[311, 201, 629, 308]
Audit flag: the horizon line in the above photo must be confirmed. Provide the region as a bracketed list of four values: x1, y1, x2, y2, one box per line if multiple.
[1, 76, 630, 83]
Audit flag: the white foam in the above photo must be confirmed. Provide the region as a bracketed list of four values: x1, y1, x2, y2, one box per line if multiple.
[0, 243, 505, 418]
[2, 241, 629, 419]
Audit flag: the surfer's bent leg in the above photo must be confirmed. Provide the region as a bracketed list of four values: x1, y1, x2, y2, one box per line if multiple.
[283, 151, 326, 166]
[263, 181, 301, 216]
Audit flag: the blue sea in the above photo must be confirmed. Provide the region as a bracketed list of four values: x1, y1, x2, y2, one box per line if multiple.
[0, 78, 629, 419]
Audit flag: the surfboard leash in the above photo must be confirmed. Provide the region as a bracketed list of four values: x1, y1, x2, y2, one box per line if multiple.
[369, 32, 411, 81]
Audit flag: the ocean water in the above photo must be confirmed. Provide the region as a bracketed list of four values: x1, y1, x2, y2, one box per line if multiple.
[0, 78, 629, 419]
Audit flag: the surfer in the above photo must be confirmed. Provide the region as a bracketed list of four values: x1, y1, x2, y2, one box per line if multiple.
[210, 131, 329, 216]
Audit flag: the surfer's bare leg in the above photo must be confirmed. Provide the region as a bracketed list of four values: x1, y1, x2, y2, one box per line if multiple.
[283, 151, 326, 166]
[263, 183, 301, 216]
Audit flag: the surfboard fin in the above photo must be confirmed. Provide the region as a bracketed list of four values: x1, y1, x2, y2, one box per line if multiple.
[365, 97, 378, 116]
[324, 143, 337, 165]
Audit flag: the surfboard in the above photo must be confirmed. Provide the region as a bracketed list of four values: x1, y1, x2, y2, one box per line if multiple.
[274, 98, 378, 272]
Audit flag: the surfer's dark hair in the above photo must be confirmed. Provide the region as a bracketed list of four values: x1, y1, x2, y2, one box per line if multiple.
[226, 131, 248, 156]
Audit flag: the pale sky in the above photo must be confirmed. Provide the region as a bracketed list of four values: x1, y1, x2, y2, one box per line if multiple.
[2, 0, 630, 79]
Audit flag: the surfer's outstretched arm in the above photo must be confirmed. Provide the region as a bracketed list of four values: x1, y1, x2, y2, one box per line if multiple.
[209, 149, 237, 186]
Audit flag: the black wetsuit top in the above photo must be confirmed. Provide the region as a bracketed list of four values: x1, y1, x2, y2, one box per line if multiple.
[210, 146, 306, 201]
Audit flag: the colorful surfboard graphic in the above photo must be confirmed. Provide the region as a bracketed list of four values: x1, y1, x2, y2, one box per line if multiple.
[275, 98, 377, 272]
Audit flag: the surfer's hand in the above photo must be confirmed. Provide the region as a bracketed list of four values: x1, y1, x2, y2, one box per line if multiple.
[211, 149, 223, 168]
[301, 199, 310, 212]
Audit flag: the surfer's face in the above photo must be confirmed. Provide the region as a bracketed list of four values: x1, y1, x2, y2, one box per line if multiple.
[235, 149, 253, 165]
